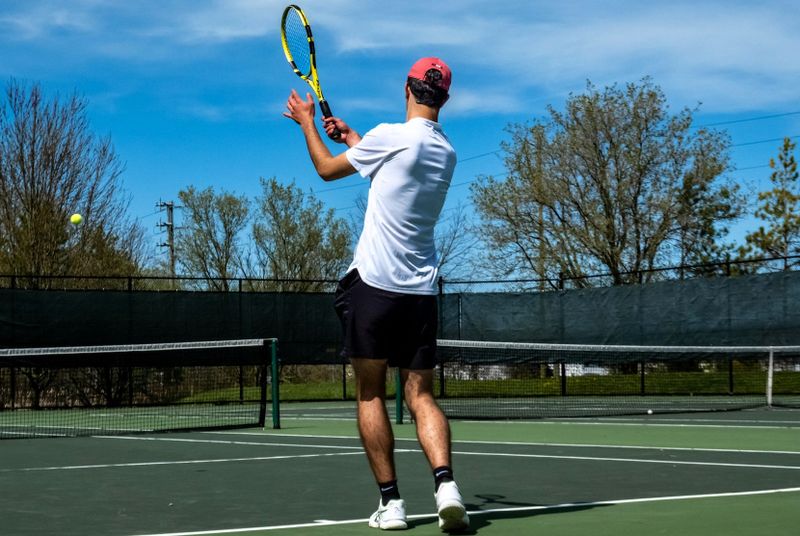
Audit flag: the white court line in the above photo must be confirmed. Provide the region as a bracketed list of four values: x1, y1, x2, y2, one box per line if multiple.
[452, 450, 800, 471]
[276, 414, 355, 419]
[126, 486, 800, 536]
[100, 436, 800, 471]
[10, 434, 797, 473]
[93, 435, 365, 450]
[461, 420, 800, 430]
[207, 431, 800, 456]
[0, 452, 365, 473]
[279, 416, 356, 422]
[279, 415, 800, 429]
[595, 416, 800, 425]
[280, 405, 352, 411]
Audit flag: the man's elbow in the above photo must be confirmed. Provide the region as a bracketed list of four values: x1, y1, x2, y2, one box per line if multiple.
[317, 165, 342, 181]
[317, 159, 356, 181]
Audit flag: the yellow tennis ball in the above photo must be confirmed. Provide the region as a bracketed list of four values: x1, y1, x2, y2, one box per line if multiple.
[70, 213, 83, 225]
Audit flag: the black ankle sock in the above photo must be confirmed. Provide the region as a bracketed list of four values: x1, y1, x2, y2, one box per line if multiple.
[379, 480, 400, 506]
[433, 465, 454, 491]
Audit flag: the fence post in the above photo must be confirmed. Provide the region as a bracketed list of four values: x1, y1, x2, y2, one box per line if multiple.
[728, 358, 735, 395]
[10, 368, 16, 409]
[640, 361, 646, 395]
[395, 371, 404, 425]
[438, 276, 446, 398]
[342, 362, 347, 400]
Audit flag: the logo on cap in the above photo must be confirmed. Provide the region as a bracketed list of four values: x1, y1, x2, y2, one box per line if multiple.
[408, 57, 452, 92]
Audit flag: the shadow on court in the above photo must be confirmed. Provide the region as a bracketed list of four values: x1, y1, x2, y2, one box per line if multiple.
[407, 495, 606, 533]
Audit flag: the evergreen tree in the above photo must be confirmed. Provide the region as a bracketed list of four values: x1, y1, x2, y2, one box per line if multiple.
[741, 137, 800, 271]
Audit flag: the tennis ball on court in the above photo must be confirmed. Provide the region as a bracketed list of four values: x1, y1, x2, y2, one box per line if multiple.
[70, 213, 83, 225]
[647, 409, 653, 415]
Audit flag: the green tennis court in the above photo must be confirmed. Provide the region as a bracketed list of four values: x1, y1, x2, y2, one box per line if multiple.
[2, 406, 799, 535]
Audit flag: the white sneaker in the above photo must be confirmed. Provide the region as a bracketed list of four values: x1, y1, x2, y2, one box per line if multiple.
[434, 481, 469, 532]
[368, 498, 408, 530]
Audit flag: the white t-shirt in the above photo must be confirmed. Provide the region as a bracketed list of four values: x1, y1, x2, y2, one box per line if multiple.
[345, 117, 456, 295]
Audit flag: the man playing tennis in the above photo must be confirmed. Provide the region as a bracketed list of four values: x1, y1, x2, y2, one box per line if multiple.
[283, 57, 469, 532]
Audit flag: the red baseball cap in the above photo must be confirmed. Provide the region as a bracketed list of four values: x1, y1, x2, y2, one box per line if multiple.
[408, 57, 452, 92]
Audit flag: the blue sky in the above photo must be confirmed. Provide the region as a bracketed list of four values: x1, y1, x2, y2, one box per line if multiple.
[1, 0, 799, 264]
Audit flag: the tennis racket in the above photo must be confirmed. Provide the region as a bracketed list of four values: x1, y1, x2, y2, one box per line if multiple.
[280, 4, 341, 140]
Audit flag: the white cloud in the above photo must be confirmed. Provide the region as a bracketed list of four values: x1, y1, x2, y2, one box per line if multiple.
[2, 0, 798, 115]
[445, 2, 800, 111]
[446, 89, 522, 116]
[156, 0, 284, 43]
[0, 0, 99, 39]
[314, 1, 800, 113]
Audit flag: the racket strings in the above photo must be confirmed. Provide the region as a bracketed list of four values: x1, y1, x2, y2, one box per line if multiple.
[284, 11, 313, 76]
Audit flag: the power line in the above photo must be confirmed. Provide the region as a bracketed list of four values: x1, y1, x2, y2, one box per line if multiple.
[314, 178, 365, 194]
[320, 113, 799, 208]
[331, 150, 785, 210]
[137, 208, 162, 220]
[460, 150, 502, 163]
[696, 111, 800, 128]
[731, 135, 799, 148]
[734, 164, 770, 172]
[315, 149, 504, 196]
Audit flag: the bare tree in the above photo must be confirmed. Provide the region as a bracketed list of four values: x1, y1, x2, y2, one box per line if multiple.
[252, 177, 351, 291]
[436, 200, 479, 281]
[0, 79, 143, 287]
[350, 191, 478, 284]
[176, 186, 250, 290]
[472, 78, 743, 288]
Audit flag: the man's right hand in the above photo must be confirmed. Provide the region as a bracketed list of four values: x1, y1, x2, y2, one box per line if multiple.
[323, 116, 361, 147]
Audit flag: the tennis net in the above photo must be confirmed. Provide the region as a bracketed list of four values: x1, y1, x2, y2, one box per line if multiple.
[0, 339, 279, 439]
[434, 340, 800, 419]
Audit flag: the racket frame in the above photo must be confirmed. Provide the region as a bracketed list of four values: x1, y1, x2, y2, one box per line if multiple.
[280, 5, 339, 136]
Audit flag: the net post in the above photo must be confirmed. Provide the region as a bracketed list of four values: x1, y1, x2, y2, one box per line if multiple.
[395, 369, 404, 425]
[258, 341, 268, 427]
[766, 348, 774, 408]
[270, 339, 281, 429]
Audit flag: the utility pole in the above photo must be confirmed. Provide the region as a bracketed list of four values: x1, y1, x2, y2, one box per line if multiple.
[157, 200, 177, 278]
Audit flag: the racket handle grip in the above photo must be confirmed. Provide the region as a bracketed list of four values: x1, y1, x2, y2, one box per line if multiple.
[319, 100, 342, 140]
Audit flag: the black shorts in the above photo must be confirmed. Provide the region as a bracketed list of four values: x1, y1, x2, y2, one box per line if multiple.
[333, 269, 438, 369]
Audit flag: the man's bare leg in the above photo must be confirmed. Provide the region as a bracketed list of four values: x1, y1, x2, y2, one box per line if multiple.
[351, 358, 396, 483]
[403, 368, 469, 531]
[401, 368, 450, 469]
[351, 358, 408, 530]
